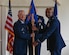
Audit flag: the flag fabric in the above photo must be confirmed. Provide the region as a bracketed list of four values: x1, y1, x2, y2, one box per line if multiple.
[26, 0, 38, 24]
[5, 0, 14, 53]
[54, 0, 58, 17]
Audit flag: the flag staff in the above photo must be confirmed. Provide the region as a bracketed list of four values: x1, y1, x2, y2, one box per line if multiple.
[53, 0, 60, 5]
[26, 0, 38, 55]
[31, 14, 35, 55]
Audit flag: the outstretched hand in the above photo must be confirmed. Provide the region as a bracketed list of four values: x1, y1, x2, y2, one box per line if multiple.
[33, 41, 39, 47]
[31, 32, 35, 37]
[32, 26, 38, 31]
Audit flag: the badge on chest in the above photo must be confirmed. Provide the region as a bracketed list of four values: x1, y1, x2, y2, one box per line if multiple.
[21, 28, 25, 33]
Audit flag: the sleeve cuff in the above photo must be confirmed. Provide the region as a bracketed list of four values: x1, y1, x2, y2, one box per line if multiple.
[36, 39, 41, 43]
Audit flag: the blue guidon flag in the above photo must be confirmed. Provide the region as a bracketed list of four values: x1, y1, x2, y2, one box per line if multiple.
[26, 0, 38, 24]
[54, 0, 58, 17]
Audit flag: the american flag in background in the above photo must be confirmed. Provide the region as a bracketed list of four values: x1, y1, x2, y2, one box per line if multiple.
[5, 0, 14, 53]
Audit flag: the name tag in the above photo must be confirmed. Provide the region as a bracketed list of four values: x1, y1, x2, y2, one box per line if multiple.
[39, 23, 41, 26]
[41, 25, 43, 29]
[21, 28, 24, 31]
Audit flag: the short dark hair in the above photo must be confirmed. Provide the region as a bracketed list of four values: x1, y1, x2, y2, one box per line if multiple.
[45, 7, 54, 16]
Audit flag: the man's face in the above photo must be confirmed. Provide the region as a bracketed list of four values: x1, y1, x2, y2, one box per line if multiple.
[18, 10, 26, 21]
[46, 8, 54, 19]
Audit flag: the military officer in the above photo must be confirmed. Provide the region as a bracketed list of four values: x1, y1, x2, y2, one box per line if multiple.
[35, 15, 45, 55]
[33, 7, 66, 55]
[13, 10, 34, 55]
[27, 15, 45, 55]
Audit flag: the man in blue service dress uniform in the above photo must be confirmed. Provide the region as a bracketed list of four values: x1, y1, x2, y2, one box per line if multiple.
[35, 15, 45, 55]
[27, 15, 45, 55]
[13, 10, 35, 55]
[33, 7, 66, 55]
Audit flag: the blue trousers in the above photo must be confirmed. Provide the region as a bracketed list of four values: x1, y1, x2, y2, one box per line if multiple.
[50, 49, 61, 55]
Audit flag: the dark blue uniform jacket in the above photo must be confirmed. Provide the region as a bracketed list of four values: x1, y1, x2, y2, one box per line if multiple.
[39, 17, 66, 51]
[13, 20, 31, 55]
